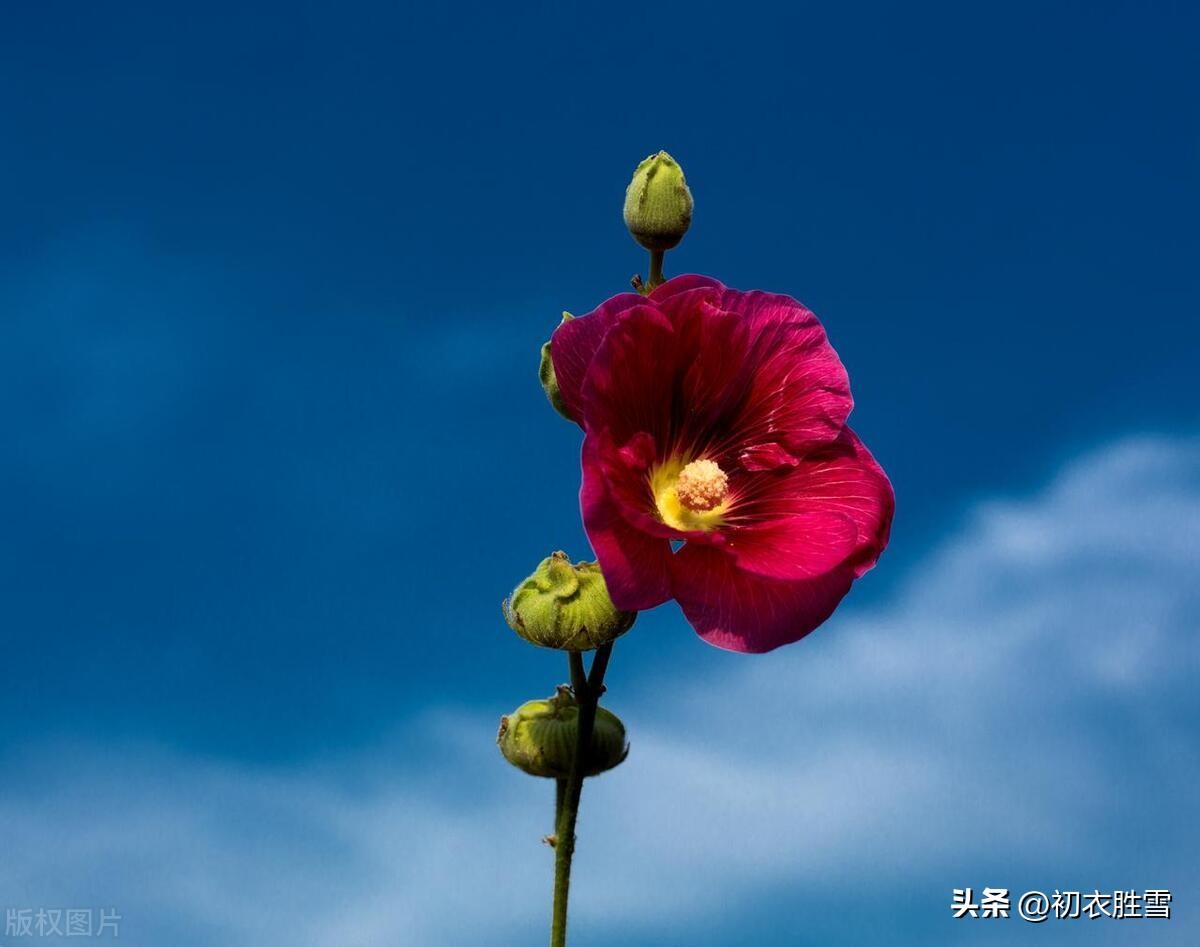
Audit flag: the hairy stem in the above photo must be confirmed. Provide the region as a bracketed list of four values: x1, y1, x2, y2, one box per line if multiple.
[646, 249, 665, 290]
[550, 641, 614, 947]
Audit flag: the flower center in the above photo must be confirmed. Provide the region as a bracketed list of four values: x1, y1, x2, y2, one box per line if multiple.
[675, 459, 729, 512]
[650, 457, 730, 532]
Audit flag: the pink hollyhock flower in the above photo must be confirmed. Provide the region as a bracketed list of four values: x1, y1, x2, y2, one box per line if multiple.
[550, 275, 894, 653]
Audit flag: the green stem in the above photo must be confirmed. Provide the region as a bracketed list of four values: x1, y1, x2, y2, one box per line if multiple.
[550, 641, 614, 947]
[647, 249, 665, 291]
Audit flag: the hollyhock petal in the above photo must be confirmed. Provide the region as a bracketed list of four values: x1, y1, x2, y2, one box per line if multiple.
[583, 290, 756, 456]
[656, 289, 757, 447]
[580, 436, 673, 611]
[834, 427, 895, 576]
[593, 280, 852, 463]
[670, 543, 855, 653]
[647, 273, 725, 303]
[550, 291, 646, 424]
[739, 441, 802, 471]
[713, 288, 853, 455]
[584, 431, 678, 540]
[730, 427, 894, 579]
[724, 511, 861, 581]
[578, 303, 682, 445]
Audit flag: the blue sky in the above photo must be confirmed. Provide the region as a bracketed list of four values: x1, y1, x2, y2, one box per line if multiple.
[1, 2, 1197, 944]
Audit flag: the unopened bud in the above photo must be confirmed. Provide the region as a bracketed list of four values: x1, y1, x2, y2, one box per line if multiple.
[503, 552, 636, 651]
[623, 151, 693, 251]
[538, 312, 574, 420]
[497, 686, 629, 779]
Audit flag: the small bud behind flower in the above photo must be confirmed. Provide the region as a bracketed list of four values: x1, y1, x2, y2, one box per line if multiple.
[623, 151, 693, 251]
[497, 686, 629, 779]
[539, 312, 574, 420]
[504, 552, 636, 650]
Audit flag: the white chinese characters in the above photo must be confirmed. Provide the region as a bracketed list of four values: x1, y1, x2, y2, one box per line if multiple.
[951, 888, 1171, 923]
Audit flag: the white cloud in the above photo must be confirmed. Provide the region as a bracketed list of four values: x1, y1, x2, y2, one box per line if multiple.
[2, 435, 1198, 945]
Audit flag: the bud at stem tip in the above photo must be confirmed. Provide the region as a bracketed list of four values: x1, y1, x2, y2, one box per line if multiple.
[623, 151, 693, 252]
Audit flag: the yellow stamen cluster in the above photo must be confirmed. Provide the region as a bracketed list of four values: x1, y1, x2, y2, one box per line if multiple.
[675, 459, 729, 512]
[650, 457, 731, 532]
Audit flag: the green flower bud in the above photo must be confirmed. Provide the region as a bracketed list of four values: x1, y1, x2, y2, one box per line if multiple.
[538, 312, 573, 420]
[504, 552, 636, 651]
[497, 686, 629, 779]
[623, 151, 693, 252]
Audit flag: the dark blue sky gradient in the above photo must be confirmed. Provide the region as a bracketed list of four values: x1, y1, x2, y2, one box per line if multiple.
[2, 1, 1197, 761]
